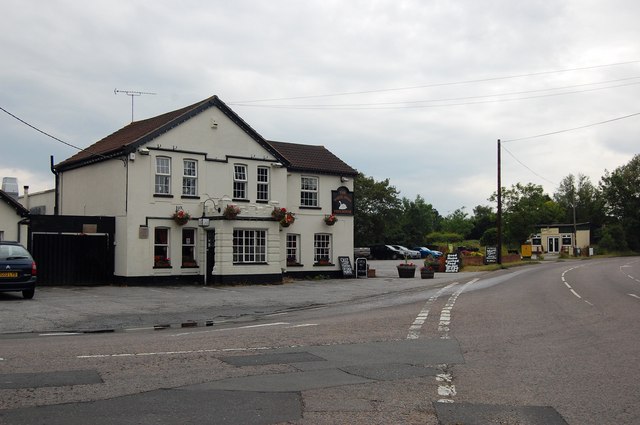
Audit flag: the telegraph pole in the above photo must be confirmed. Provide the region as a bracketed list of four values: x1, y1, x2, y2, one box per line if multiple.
[497, 139, 502, 265]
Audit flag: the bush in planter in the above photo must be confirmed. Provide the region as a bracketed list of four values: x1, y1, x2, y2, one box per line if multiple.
[397, 260, 416, 278]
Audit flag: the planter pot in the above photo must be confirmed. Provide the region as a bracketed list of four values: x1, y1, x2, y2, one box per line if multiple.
[174, 217, 189, 225]
[325, 221, 336, 226]
[396, 265, 416, 278]
[420, 270, 435, 279]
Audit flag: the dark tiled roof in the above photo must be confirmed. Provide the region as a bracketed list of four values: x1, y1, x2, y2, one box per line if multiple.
[267, 141, 357, 176]
[56, 96, 220, 170]
[55, 95, 356, 176]
[0, 190, 29, 217]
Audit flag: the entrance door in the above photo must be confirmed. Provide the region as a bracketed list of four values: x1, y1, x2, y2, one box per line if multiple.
[205, 230, 215, 284]
[547, 236, 559, 253]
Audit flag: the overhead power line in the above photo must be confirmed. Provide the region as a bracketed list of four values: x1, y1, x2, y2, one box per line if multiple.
[231, 60, 640, 104]
[0, 106, 107, 159]
[502, 111, 640, 143]
[230, 79, 640, 110]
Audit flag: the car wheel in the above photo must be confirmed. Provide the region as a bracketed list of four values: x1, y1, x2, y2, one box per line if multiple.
[22, 289, 35, 300]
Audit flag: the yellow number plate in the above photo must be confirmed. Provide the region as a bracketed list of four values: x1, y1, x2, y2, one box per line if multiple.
[0, 272, 18, 278]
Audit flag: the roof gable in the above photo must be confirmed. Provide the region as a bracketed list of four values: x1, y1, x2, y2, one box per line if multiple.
[55, 96, 280, 170]
[0, 190, 29, 217]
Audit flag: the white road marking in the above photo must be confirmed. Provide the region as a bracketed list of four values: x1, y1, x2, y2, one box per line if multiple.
[171, 322, 290, 337]
[438, 278, 478, 340]
[77, 345, 275, 359]
[406, 282, 458, 340]
[39, 332, 83, 336]
[629, 293, 640, 300]
[561, 266, 592, 305]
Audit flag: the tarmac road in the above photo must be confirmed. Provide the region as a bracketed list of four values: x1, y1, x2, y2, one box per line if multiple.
[0, 261, 484, 335]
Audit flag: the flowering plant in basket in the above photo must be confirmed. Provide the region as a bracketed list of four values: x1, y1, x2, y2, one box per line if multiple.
[223, 204, 241, 219]
[172, 210, 191, 225]
[272, 207, 295, 227]
[324, 214, 338, 225]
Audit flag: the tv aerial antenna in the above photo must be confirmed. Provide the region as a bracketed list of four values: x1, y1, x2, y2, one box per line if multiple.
[114, 89, 156, 122]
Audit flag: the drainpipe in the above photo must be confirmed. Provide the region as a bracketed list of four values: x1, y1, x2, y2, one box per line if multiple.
[50, 155, 59, 215]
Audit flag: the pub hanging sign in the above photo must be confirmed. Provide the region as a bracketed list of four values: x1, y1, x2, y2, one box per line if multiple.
[331, 186, 354, 215]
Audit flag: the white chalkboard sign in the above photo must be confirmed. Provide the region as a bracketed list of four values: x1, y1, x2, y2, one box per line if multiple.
[485, 246, 498, 264]
[445, 253, 461, 273]
[338, 256, 354, 278]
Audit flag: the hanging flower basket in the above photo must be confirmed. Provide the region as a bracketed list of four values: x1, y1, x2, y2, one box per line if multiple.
[324, 214, 338, 226]
[280, 212, 295, 227]
[172, 210, 191, 225]
[272, 207, 295, 227]
[223, 204, 241, 220]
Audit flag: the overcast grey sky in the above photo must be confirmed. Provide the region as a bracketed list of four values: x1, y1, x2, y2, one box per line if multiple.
[2, 0, 639, 215]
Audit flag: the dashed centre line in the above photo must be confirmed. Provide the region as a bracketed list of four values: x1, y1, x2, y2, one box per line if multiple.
[561, 266, 591, 305]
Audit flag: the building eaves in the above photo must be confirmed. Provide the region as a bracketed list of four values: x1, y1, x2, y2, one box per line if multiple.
[267, 140, 358, 176]
[0, 190, 29, 217]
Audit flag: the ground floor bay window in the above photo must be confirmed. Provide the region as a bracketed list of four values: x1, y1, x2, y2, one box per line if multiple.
[233, 229, 267, 263]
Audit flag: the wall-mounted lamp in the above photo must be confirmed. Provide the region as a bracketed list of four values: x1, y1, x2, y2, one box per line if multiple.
[271, 162, 284, 168]
[340, 176, 350, 182]
[138, 147, 150, 155]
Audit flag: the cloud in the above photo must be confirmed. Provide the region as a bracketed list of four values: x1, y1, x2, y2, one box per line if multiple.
[1, 0, 639, 213]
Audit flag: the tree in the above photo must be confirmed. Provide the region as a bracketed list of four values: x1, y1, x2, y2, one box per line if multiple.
[398, 195, 439, 246]
[354, 173, 402, 246]
[440, 207, 473, 239]
[490, 183, 563, 246]
[599, 154, 640, 251]
[469, 205, 496, 240]
[553, 173, 606, 243]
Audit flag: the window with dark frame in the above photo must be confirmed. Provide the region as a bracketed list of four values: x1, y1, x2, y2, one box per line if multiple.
[233, 164, 248, 199]
[301, 176, 318, 207]
[314, 233, 331, 263]
[257, 166, 269, 201]
[233, 229, 266, 263]
[182, 160, 197, 196]
[562, 234, 572, 246]
[286, 234, 300, 264]
[154, 227, 170, 267]
[182, 228, 197, 267]
[155, 157, 171, 194]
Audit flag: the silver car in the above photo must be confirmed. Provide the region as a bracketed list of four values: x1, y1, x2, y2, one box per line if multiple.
[390, 245, 421, 259]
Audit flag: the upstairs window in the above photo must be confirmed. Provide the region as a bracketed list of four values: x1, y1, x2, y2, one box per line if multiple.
[301, 176, 318, 207]
[233, 164, 248, 200]
[155, 157, 171, 195]
[182, 160, 197, 196]
[257, 166, 270, 202]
